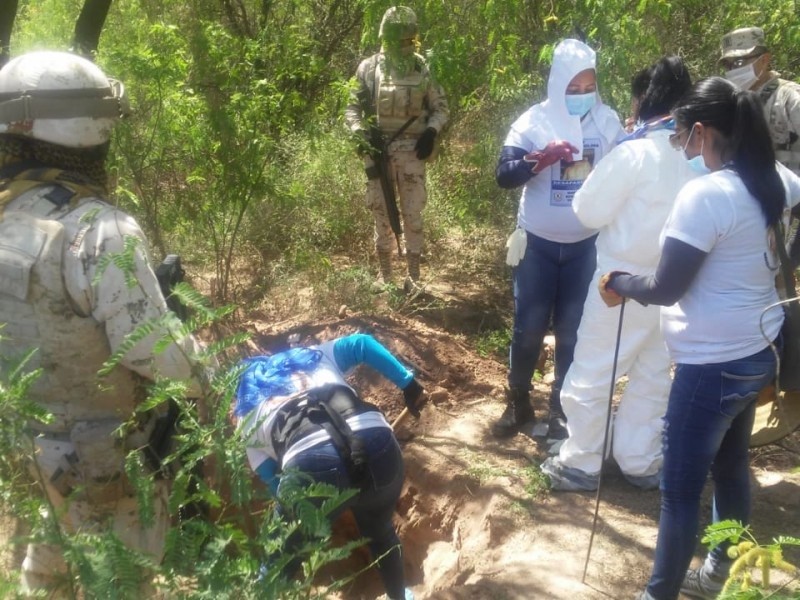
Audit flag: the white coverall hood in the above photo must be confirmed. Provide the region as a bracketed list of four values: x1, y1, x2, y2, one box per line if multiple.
[510, 39, 620, 157]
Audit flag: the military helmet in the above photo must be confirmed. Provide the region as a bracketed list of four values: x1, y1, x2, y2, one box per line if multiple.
[0, 51, 130, 148]
[379, 6, 418, 40]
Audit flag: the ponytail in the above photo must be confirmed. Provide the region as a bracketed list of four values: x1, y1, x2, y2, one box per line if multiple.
[730, 90, 784, 227]
[674, 76, 784, 227]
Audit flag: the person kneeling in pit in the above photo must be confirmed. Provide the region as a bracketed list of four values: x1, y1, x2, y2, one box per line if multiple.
[233, 333, 426, 600]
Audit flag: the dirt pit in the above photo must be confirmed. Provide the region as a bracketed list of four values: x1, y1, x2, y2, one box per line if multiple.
[2, 310, 797, 599]
[245, 313, 800, 600]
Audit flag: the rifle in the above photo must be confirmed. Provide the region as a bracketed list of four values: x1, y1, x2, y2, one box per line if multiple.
[155, 254, 189, 321]
[145, 254, 188, 477]
[151, 254, 209, 520]
[367, 117, 417, 256]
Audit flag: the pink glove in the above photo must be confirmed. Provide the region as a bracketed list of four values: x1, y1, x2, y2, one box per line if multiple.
[524, 140, 580, 174]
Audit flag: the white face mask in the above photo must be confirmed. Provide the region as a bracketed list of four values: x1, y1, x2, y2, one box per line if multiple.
[725, 63, 760, 90]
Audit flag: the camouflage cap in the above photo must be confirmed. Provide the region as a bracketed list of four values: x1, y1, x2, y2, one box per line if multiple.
[720, 27, 768, 61]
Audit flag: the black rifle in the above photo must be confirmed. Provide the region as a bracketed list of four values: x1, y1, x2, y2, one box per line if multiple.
[151, 254, 209, 521]
[367, 117, 417, 256]
[358, 88, 417, 256]
[145, 254, 188, 477]
[155, 254, 189, 321]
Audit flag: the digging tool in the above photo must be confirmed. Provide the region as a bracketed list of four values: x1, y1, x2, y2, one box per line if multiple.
[391, 407, 412, 430]
[582, 300, 626, 584]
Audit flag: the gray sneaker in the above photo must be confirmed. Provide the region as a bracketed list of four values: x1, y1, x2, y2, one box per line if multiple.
[540, 456, 599, 491]
[680, 565, 725, 599]
[634, 590, 657, 600]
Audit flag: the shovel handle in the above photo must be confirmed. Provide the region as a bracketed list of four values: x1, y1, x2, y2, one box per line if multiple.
[391, 407, 412, 430]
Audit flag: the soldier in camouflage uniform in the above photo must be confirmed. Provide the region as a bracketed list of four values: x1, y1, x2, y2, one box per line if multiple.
[0, 51, 206, 596]
[721, 27, 800, 174]
[345, 6, 448, 290]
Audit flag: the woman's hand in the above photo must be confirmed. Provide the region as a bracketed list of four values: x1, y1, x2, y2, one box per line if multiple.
[599, 272, 627, 307]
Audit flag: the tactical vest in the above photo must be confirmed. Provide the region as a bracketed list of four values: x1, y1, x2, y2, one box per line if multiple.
[762, 78, 800, 173]
[373, 55, 430, 137]
[0, 186, 144, 432]
[270, 383, 379, 488]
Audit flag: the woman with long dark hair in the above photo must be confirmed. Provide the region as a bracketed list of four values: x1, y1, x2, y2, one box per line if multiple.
[598, 77, 800, 599]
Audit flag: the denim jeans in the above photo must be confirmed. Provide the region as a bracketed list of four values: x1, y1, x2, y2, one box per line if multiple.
[279, 426, 406, 600]
[509, 232, 597, 413]
[646, 344, 776, 600]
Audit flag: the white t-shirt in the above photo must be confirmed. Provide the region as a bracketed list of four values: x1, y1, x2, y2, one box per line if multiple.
[504, 111, 619, 243]
[660, 166, 800, 363]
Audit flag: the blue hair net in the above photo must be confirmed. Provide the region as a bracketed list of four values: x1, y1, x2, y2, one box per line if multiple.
[234, 347, 323, 417]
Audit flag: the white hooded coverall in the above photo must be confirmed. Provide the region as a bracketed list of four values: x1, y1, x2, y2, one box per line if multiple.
[557, 129, 696, 478]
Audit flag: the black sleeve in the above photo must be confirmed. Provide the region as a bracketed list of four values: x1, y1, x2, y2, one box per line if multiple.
[496, 145, 536, 189]
[608, 237, 708, 306]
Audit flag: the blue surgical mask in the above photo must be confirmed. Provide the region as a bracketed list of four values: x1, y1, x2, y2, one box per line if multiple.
[565, 92, 596, 117]
[683, 125, 711, 174]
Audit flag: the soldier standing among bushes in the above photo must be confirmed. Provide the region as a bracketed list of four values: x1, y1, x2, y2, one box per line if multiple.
[0, 51, 207, 595]
[345, 6, 449, 292]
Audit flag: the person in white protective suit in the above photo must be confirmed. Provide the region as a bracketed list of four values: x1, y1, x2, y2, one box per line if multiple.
[0, 51, 207, 596]
[541, 56, 696, 491]
[492, 38, 623, 444]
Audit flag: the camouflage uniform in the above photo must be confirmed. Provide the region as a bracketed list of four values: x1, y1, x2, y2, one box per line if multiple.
[0, 52, 205, 596]
[3, 182, 205, 595]
[345, 6, 448, 285]
[761, 75, 800, 174]
[721, 27, 800, 174]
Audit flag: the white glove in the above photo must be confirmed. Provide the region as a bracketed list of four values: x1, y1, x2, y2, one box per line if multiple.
[505, 228, 527, 267]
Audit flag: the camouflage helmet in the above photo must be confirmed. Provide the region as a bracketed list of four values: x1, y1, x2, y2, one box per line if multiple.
[379, 6, 418, 40]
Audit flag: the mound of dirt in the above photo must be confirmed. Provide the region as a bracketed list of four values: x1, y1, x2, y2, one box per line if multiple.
[2, 310, 797, 599]
[246, 313, 800, 600]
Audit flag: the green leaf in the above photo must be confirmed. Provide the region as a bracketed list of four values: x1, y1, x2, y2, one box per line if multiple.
[701, 520, 750, 551]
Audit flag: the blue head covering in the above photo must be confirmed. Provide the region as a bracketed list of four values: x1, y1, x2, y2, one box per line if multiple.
[234, 347, 323, 417]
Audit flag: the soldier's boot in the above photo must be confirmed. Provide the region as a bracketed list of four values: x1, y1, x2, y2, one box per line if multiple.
[491, 387, 535, 438]
[403, 252, 422, 293]
[373, 250, 394, 292]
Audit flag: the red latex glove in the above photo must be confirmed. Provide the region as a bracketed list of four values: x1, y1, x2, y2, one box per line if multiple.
[524, 140, 580, 174]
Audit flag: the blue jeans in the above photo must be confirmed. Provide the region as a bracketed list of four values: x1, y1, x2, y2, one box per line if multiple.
[279, 426, 406, 600]
[509, 232, 597, 413]
[646, 344, 776, 600]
